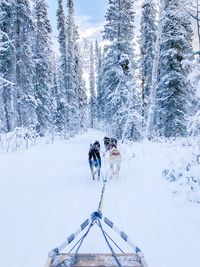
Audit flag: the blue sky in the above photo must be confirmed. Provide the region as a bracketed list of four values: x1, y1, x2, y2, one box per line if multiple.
[45, 0, 198, 50]
[46, 0, 108, 41]
[46, 0, 143, 44]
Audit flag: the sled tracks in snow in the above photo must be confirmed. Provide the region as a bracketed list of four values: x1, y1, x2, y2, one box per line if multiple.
[44, 170, 148, 267]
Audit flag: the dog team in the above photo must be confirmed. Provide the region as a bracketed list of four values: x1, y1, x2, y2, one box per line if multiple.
[88, 137, 121, 180]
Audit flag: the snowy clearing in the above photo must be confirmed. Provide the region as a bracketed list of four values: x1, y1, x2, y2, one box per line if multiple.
[0, 129, 199, 267]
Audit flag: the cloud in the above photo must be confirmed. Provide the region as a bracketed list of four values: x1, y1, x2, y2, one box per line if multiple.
[75, 1, 143, 43]
[76, 14, 104, 42]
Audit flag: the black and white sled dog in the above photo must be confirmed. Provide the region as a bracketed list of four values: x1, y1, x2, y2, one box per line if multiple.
[88, 141, 101, 180]
[103, 136, 118, 151]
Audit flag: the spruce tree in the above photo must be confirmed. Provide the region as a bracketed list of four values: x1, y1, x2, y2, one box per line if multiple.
[81, 38, 90, 73]
[74, 30, 87, 131]
[33, 0, 53, 135]
[51, 59, 59, 130]
[100, 0, 141, 140]
[187, 0, 200, 60]
[66, 0, 79, 135]
[155, 0, 193, 137]
[145, 0, 164, 139]
[13, 0, 37, 129]
[0, 0, 16, 132]
[139, 0, 157, 119]
[89, 42, 96, 128]
[95, 40, 102, 122]
[0, 22, 6, 132]
[56, 0, 68, 132]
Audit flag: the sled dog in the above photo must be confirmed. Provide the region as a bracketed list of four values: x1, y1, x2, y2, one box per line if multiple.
[88, 141, 101, 180]
[109, 145, 121, 178]
[103, 136, 118, 151]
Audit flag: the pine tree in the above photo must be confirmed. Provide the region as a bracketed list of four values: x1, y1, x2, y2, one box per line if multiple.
[95, 40, 102, 74]
[155, 0, 194, 137]
[139, 0, 157, 119]
[145, 0, 164, 139]
[81, 38, 90, 73]
[13, 0, 37, 129]
[66, 0, 79, 135]
[187, 0, 200, 59]
[95, 40, 102, 122]
[51, 57, 59, 130]
[0, 23, 6, 132]
[0, 0, 16, 132]
[33, 0, 53, 135]
[74, 30, 87, 131]
[99, 0, 141, 140]
[89, 42, 96, 128]
[56, 0, 68, 132]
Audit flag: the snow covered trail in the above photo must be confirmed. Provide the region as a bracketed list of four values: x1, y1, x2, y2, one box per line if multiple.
[0, 129, 199, 267]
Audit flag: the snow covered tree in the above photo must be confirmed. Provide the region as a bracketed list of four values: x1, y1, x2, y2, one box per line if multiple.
[187, 55, 200, 135]
[56, 0, 83, 135]
[139, 0, 157, 119]
[0, 30, 6, 132]
[145, 0, 164, 139]
[77, 76, 88, 131]
[81, 38, 90, 73]
[0, 23, 5, 131]
[95, 40, 102, 122]
[187, 110, 200, 136]
[13, 0, 37, 129]
[95, 40, 102, 76]
[33, 0, 53, 135]
[186, 0, 200, 59]
[66, 0, 79, 135]
[89, 42, 96, 128]
[0, 0, 16, 132]
[74, 27, 87, 131]
[56, 0, 69, 132]
[155, 0, 194, 137]
[99, 0, 141, 140]
[51, 56, 59, 129]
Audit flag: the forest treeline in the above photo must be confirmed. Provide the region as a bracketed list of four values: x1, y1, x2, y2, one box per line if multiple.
[0, 0, 200, 140]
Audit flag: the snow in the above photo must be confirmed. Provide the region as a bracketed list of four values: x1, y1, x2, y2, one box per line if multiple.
[0, 129, 200, 267]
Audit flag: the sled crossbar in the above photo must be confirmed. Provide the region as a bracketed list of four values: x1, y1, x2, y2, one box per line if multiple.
[50, 253, 144, 267]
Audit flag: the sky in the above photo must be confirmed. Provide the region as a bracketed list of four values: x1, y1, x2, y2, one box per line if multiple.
[46, 0, 142, 46]
[46, 0, 198, 52]
[46, 0, 108, 42]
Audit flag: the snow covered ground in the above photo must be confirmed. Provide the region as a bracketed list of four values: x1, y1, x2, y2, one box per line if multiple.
[0, 129, 200, 267]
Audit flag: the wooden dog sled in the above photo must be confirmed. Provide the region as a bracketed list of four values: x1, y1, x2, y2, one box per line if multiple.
[43, 211, 148, 267]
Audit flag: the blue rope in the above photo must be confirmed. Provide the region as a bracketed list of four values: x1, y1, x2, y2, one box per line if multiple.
[97, 218, 122, 267]
[98, 225, 125, 254]
[56, 219, 96, 267]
